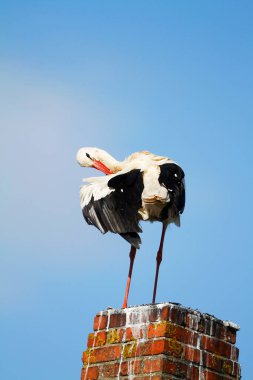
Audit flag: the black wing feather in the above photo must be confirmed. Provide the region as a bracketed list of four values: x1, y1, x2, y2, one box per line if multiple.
[158, 163, 185, 219]
[82, 169, 144, 248]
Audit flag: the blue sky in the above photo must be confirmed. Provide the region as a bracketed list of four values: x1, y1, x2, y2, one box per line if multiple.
[0, 1, 252, 378]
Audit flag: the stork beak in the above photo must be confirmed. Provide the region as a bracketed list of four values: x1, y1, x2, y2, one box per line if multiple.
[92, 160, 113, 175]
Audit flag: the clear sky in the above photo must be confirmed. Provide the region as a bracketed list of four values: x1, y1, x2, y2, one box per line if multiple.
[0, 1, 252, 378]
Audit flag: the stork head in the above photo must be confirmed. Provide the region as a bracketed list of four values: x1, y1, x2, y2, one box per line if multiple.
[76, 147, 118, 175]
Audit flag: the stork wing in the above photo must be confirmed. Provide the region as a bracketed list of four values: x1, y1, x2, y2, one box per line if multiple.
[158, 163, 185, 218]
[81, 169, 144, 247]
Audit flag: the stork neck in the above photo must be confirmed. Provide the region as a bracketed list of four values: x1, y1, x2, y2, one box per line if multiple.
[97, 150, 122, 173]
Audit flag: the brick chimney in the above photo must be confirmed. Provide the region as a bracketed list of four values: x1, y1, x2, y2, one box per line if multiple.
[81, 303, 241, 379]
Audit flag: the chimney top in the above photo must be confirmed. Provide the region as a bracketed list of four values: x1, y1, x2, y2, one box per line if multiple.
[97, 302, 240, 330]
[81, 302, 241, 379]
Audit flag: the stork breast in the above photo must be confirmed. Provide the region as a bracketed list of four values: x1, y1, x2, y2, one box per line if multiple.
[141, 166, 169, 203]
[139, 166, 170, 220]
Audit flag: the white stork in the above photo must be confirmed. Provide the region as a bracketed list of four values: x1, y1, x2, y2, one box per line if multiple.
[76, 148, 185, 308]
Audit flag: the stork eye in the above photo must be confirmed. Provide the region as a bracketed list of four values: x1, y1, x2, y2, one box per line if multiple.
[86, 153, 92, 160]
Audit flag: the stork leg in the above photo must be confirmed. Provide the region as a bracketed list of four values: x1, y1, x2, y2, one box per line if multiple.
[122, 246, 136, 308]
[152, 223, 168, 304]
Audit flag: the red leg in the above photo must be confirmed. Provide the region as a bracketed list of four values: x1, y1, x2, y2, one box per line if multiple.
[152, 223, 168, 304]
[122, 246, 136, 308]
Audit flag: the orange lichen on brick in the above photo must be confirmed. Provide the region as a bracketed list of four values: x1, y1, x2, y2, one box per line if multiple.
[87, 331, 107, 347]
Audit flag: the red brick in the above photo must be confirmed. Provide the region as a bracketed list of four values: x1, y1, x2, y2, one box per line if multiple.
[225, 327, 237, 344]
[135, 340, 152, 357]
[231, 346, 239, 361]
[202, 352, 240, 377]
[147, 322, 167, 339]
[148, 306, 162, 322]
[133, 377, 163, 380]
[106, 328, 124, 344]
[136, 339, 184, 357]
[120, 359, 142, 375]
[161, 305, 187, 325]
[186, 313, 199, 331]
[165, 338, 184, 358]
[133, 375, 162, 380]
[234, 362, 241, 378]
[109, 313, 126, 328]
[122, 341, 138, 358]
[170, 306, 187, 325]
[222, 359, 235, 376]
[202, 335, 232, 358]
[125, 326, 143, 341]
[148, 322, 198, 346]
[83, 345, 121, 364]
[93, 345, 121, 363]
[99, 363, 120, 377]
[184, 346, 200, 364]
[140, 339, 166, 356]
[203, 352, 221, 372]
[207, 322, 236, 344]
[125, 327, 134, 341]
[142, 357, 163, 373]
[133, 340, 171, 362]
[188, 316, 230, 342]
[81, 366, 99, 380]
[134, 359, 143, 374]
[198, 316, 212, 335]
[212, 323, 226, 340]
[87, 331, 107, 348]
[161, 305, 170, 320]
[82, 349, 96, 365]
[203, 369, 234, 380]
[163, 359, 188, 377]
[93, 315, 107, 331]
[187, 365, 200, 380]
[118, 361, 128, 376]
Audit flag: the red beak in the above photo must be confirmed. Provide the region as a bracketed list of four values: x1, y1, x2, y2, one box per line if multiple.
[92, 160, 113, 175]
